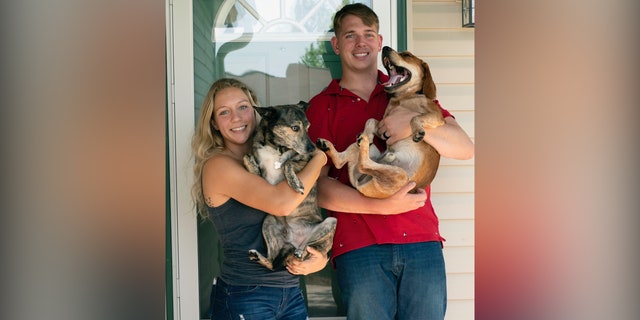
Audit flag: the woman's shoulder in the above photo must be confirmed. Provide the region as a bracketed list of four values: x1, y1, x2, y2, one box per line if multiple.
[204, 152, 243, 174]
[206, 152, 230, 163]
[202, 153, 245, 207]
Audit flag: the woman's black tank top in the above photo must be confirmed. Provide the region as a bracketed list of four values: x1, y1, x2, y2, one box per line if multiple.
[207, 198, 298, 287]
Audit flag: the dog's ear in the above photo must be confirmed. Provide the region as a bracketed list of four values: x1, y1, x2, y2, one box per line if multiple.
[296, 101, 310, 112]
[421, 62, 437, 100]
[254, 106, 275, 119]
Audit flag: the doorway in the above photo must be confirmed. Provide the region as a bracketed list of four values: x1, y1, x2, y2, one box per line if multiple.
[168, 0, 399, 318]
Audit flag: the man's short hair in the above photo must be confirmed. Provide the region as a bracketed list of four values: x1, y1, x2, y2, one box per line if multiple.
[332, 3, 379, 35]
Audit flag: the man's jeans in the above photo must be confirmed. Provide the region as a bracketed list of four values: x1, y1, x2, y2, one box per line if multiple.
[335, 242, 447, 320]
[210, 278, 308, 320]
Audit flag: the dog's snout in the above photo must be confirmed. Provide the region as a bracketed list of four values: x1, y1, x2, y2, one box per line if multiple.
[305, 141, 316, 153]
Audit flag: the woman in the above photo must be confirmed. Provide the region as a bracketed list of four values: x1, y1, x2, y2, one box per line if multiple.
[191, 78, 328, 319]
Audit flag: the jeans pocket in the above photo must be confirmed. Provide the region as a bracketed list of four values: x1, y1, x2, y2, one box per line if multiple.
[223, 284, 261, 296]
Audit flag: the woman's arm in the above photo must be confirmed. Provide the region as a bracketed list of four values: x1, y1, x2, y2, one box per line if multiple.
[203, 150, 327, 216]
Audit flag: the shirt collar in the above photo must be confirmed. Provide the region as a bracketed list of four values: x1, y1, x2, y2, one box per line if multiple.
[324, 70, 390, 96]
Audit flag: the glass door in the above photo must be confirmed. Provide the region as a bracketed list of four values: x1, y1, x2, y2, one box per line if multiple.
[168, 0, 397, 318]
[196, 1, 375, 318]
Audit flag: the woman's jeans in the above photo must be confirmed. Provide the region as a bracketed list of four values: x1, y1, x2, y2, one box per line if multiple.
[335, 242, 447, 320]
[209, 278, 308, 320]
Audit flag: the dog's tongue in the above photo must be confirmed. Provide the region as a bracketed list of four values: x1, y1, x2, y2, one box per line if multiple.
[382, 74, 404, 86]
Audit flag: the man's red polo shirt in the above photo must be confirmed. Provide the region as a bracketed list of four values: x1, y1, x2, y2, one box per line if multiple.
[307, 72, 449, 259]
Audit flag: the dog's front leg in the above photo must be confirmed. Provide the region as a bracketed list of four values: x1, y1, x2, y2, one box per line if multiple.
[316, 138, 359, 170]
[359, 118, 386, 162]
[362, 118, 379, 140]
[410, 107, 445, 142]
[243, 154, 262, 175]
[283, 160, 305, 194]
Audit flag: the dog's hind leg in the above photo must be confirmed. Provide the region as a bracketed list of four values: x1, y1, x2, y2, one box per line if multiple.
[249, 216, 287, 270]
[355, 134, 409, 198]
[293, 217, 337, 260]
[248, 250, 274, 270]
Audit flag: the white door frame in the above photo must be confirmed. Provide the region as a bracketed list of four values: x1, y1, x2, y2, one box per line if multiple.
[167, 1, 397, 319]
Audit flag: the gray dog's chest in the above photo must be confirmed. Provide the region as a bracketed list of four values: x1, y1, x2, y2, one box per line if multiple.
[254, 147, 286, 184]
[254, 147, 308, 185]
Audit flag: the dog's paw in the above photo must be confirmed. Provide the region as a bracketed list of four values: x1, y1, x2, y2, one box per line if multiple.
[413, 129, 425, 142]
[248, 249, 260, 261]
[293, 247, 307, 260]
[291, 181, 305, 195]
[316, 138, 330, 151]
[356, 133, 371, 146]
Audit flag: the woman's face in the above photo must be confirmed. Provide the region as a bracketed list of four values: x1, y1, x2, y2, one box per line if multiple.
[211, 87, 256, 147]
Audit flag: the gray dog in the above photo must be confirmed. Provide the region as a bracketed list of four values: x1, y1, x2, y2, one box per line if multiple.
[243, 101, 337, 270]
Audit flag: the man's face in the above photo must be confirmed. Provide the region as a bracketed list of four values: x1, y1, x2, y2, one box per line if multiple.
[331, 14, 383, 72]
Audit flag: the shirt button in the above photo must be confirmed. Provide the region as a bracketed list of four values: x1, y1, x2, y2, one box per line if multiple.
[403, 232, 408, 237]
[339, 243, 344, 247]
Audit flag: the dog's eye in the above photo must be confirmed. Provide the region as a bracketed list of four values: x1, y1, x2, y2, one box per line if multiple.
[291, 125, 300, 132]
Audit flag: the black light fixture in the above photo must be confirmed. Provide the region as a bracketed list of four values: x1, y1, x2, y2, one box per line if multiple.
[462, 0, 475, 28]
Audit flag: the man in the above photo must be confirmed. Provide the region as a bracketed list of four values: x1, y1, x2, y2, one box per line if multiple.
[306, 3, 474, 320]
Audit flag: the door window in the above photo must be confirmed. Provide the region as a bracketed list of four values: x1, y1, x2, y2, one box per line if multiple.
[194, 0, 376, 317]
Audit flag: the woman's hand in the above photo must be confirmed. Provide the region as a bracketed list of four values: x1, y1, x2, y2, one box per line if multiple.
[286, 246, 328, 275]
[311, 148, 328, 166]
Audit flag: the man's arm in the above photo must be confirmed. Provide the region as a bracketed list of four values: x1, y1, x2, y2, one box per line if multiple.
[316, 167, 427, 215]
[378, 108, 474, 160]
[423, 116, 474, 160]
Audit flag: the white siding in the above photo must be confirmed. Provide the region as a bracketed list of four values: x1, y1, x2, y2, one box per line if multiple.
[409, 1, 475, 319]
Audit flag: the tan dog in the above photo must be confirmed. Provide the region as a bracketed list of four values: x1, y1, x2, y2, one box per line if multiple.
[316, 46, 445, 198]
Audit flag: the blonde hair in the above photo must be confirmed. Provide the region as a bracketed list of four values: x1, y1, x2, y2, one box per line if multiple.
[191, 78, 259, 219]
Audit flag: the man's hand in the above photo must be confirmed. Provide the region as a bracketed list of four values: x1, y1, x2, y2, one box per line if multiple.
[378, 107, 419, 145]
[380, 181, 428, 214]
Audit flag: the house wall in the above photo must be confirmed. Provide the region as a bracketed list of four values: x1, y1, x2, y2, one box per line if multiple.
[409, 1, 475, 319]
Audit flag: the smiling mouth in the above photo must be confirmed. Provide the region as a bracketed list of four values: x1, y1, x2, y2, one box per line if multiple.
[382, 57, 410, 88]
[230, 125, 247, 132]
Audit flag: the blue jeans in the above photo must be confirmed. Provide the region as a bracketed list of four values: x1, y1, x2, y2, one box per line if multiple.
[209, 278, 308, 320]
[335, 242, 447, 320]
